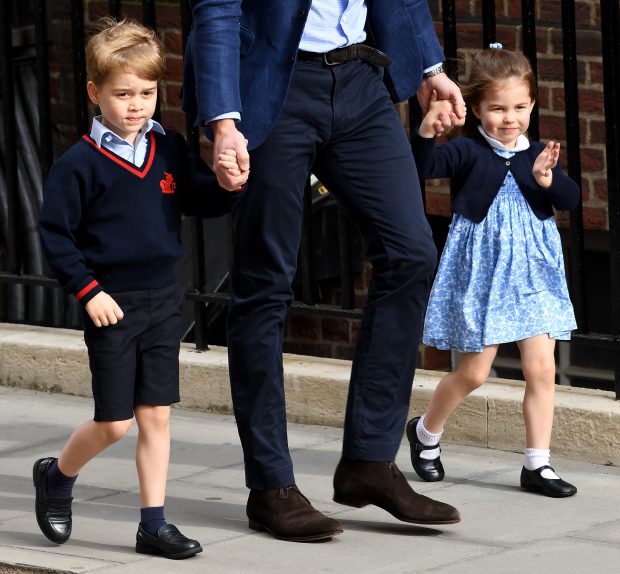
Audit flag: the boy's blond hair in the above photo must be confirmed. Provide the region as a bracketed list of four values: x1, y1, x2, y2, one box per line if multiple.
[86, 17, 165, 85]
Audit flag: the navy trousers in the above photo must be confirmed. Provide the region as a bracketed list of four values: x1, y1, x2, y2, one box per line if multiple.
[227, 59, 437, 490]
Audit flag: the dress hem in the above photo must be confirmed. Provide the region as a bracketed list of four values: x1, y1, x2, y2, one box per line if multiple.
[423, 328, 574, 354]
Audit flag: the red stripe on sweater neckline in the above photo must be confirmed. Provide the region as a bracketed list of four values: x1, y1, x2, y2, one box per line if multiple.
[81, 132, 157, 178]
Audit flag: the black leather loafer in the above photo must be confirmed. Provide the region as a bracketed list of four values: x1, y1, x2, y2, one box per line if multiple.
[136, 524, 203, 559]
[33, 457, 72, 544]
[406, 417, 445, 482]
[520, 466, 577, 498]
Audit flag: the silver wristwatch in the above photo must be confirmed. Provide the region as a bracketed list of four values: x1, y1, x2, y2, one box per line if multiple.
[423, 63, 445, 80]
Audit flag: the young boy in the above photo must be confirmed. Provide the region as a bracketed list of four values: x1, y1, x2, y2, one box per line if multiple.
[33, 18, 230, 559]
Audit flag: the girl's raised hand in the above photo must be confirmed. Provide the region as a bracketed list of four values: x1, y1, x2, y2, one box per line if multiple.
[533, 140, 560, 188]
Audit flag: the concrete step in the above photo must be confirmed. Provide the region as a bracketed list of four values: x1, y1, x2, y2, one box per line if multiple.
[1, 322, 618, 465]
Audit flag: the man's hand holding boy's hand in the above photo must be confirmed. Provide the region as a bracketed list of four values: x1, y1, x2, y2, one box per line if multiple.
[85, 292, 124, 327]
[211, 119, 250, 191]
[218, 147, 249, 191]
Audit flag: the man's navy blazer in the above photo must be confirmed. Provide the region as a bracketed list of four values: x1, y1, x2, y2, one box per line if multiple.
[183, 0, 445, 149]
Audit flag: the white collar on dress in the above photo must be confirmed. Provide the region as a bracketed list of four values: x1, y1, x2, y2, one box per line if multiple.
[478, 125, 530, 152]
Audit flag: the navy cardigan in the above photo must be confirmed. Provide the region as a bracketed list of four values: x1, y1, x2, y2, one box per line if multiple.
[412, 131, 581, 223]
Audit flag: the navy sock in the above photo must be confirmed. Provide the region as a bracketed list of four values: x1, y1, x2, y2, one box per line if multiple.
[46, 459, 77, 499]
[140, 506, 166, 536]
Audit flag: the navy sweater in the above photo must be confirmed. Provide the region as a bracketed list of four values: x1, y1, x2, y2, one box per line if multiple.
[39, 130, 230, 304]
[413, 131, 581, 223]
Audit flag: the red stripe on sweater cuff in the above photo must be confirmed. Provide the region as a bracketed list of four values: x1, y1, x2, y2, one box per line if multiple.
[75, 280, 99, 301]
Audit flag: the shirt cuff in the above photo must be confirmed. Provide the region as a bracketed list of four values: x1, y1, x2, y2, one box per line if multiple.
[206, 112, 241, 124]
[423, 62, 443, 74]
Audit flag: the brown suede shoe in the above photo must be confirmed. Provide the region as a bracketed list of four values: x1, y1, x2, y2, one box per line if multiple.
[247, 485, 343, 542]
[333, 458, 460, 525]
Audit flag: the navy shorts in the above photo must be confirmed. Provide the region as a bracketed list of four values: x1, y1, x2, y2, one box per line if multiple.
[83, 283, 183, 421]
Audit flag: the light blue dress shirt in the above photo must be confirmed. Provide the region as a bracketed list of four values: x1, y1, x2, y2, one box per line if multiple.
[299, 0, 367, 52]
[90, 116, 166, 167]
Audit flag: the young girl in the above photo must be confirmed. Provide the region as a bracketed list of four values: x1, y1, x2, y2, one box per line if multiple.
[407, 47, 580, 497]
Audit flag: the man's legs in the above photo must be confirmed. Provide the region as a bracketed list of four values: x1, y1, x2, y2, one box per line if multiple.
[313, 60, 459, 524]
[313, 60, 436, 460]
[227, 61, 345, 541]
[228, 61, 341, 489]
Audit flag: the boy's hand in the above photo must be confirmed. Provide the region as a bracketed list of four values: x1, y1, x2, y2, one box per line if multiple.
[533, 141, 560, 188]
[211, 119, 250, 191]
[85, 292, 124, 327]
[218, 145, 250, 191]
[419, 90, 457, 138]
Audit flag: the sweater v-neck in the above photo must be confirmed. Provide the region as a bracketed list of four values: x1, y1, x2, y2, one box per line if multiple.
[81, 132, 157, 178]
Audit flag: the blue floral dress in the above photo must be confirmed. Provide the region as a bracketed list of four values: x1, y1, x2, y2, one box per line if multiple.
[423, 146, 577, 353]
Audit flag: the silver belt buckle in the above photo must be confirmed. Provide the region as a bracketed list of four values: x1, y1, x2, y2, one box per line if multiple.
[323, 45, 352, 66]
[322, 50, 340, 66]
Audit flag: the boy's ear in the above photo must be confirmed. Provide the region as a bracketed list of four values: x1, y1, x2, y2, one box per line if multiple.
[86, 81, 100, 105]
[472, 105, 481, 119]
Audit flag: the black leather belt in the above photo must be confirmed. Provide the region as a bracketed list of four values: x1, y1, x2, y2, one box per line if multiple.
[296, 44, 392, 67]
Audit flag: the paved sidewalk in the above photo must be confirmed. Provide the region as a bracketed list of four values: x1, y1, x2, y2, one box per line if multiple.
[1, 386, 619, 573]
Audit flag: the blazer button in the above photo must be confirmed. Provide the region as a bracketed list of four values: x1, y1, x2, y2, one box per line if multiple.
[299, 10, 307, 18]
[505, 160, 511, 166]
[288, 55, 295, 63]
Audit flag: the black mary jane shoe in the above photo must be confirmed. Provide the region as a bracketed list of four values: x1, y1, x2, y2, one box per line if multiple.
[520, 465, 577, 498]
[406, 417, 445, 482]
[136, 524, 203, 559]
[33, 457, 73, 544]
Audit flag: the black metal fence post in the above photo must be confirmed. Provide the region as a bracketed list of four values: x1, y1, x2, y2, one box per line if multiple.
[71, 0, 89, 135]
[600, 0, 620, 398]
[521, 0, 539, 140]
[0, 0, 21, 322]
[561, 0, 588, 334]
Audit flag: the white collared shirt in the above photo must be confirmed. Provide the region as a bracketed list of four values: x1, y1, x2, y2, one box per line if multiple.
[90, 116, 166, 167]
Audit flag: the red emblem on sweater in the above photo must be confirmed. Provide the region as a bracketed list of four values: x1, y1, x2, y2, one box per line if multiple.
[160, 172, 176, 194]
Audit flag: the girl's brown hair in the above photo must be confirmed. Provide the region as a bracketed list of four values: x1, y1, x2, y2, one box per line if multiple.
[461, 49, 537, 137]
[86, 17, 165, 85]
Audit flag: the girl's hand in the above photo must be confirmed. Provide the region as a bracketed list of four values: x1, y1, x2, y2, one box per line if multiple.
[419, 90, 458, 138]
[533, 141, 560, 188]
[85, 292, 124, 328]
[417, 72, 466, 124]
